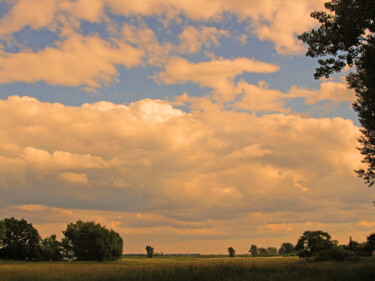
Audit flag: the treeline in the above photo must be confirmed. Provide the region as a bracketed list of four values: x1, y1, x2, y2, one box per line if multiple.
[1, 217, 374, 262]
[0, 217, 123, 261]
[229, 230, 375, 261]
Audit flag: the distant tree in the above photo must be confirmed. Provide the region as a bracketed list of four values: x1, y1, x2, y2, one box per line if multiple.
[0, 221, 5, 247]
[259, 247, 268, 256]
[298, 0, 375, 186]
[249, 244, 258, 256]
[365, 232, 375, 254]
[41, 235, 64, 261]
[295, 230, 334, 258]
[0, 217, 42, 260]
[63, 220, 123, 261]
[344, 237, 368, 256]
[267, 247, 278, 256]
[278, 243, 294, 255]
[228, 247, 235, 257]
[146, 245, 154, 258]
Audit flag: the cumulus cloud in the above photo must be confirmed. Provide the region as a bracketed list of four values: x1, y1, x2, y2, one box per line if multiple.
[0, 34, 143, 90]
[0, 0, 325, 54]
[288, 80, 355, 105]
[0, 95, 372, 253]
[178, 25, 229, 53]
[158, 57, 279, 101]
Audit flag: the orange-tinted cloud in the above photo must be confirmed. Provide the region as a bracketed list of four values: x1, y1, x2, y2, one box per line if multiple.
[0, 34, 143, 90]
[158, 57, 279, 101]
[0, 0, 325, 54]
[0, 95, 372, 253]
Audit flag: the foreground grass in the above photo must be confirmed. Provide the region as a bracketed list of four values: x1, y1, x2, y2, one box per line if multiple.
[0, 256, 374, 281]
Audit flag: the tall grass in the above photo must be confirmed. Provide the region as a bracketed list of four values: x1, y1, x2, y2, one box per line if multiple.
[0, 256, 374, 281]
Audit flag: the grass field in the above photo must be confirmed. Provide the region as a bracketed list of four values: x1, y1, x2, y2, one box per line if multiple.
[0, 256, 374, 281]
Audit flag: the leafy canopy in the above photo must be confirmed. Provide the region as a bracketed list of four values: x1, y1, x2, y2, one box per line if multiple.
[0, 217, 42, 260]
[146, 245, 154, 258]
[63, 220, 123, 261]
[299, 0, 375, 186]
[295, 230, 334, 258]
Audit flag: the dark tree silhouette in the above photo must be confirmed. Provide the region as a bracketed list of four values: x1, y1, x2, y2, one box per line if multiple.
[249, 244, 258, 256]
[0, 221, 4, 246]
[278, 242, 294, 255]
[63, 220, 123, 261]
[41, 235, 64, 261]
[146, 245, 154, 258]
[0, 217, 42, 260]
[299, 0, 375, 186]
[366, 232, 375, 253]
[228, 247, 235, 257]
[295, 230, 334, 258]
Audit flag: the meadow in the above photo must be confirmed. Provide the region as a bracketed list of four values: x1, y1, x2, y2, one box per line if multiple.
[0, 256, 375, 281]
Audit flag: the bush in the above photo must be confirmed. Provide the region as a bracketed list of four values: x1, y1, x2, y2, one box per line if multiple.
[314, 246, 353, 261]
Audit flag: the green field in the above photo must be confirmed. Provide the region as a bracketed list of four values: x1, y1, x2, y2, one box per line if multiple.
[0, 256, 374, 281]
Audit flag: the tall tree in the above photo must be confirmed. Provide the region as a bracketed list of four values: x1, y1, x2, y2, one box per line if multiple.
[299, 0, 375, 186]
[63, 220, 123, 261]
[145, 245, 154, 258]
[0, 217, 42, 260]
[228, 247, 235, 257]
[249, 244, 258, 256]
[0, 221, 5, 246]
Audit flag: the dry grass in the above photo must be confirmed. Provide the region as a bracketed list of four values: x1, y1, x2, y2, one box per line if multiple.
[0, 256, 374, 281]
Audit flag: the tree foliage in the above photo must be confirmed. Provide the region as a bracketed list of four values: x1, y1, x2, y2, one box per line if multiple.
[299, 0, 375, 186]
[63, 220, 123, 261]
[146, 245, 154, 258]
[366, 232, 375, 253]
[249, 244, 258, 256]
[228, 247, 235, 257]
[0, 221, 5, 247]
[295, 230, 334, 258]
[279, 243, 294, 255]
[41, 235, 64, 261]
[0, 217, 42, 260]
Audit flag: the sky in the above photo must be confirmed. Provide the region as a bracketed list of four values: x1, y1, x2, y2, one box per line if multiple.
[0, 0, 373, 255]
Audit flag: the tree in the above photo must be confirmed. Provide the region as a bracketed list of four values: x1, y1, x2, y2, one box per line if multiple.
[278, 242, 294, 255]
[62, 220, 123, 261]
[0, 217, 42, 260]
[365, 232, 375, 253]
[267, 247, 278, 256]
[146, 245, 154, 258]
[299, 0, 375, 186]
[258, 247, 268, 256]
[41, 235, 64, 261]
[249, 244, 258, 256]
[228, 247, 235, 257]
[0, 221, 5, 247]
[295, 230, 334, 258]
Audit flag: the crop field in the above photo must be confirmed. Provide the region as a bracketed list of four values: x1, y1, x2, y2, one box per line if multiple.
[0, 256, 374, 281]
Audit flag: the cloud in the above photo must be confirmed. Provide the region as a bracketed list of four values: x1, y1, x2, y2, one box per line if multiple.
[0, 34, 143, 90]
[0, 0, 57, 37]
[0, 0, 326, 55]
[59, 172, 88, 184]
[178, 25, 229, 53]
[288, 80, 355, 105]
[0, 95, 371, 254]
[158, 57, 279, 101]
